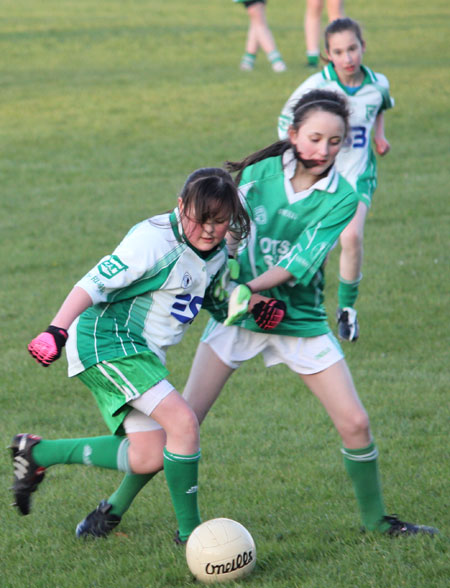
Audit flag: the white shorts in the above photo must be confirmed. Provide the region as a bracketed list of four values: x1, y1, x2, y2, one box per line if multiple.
[123, 378, 173, 433]
[202, 320, 343, 374]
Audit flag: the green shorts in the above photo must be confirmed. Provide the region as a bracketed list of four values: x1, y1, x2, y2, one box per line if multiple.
[78, 351, 169, 436]
[355, 150, 378, 208]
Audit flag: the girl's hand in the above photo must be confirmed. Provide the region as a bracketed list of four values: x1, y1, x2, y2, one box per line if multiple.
[224, 285, 252, 326]
[224, 286, 286, 330]
[251, 298, 286, 330]
[28, 326, 69, 367]
[213, 258, 240, 301]
[374, 137, 391, 156]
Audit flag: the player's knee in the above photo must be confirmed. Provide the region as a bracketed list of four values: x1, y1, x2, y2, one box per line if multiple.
[341, 409, 370, 440]
[130, 448, 164, 474]
[307, 0, 323, 17]
[169, 407, 199, 443]
[340, 226, 363, 252]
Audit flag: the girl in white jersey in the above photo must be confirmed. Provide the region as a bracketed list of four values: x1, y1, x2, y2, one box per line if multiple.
[11, 168, 250, 544]
[278, 18, 394, 341]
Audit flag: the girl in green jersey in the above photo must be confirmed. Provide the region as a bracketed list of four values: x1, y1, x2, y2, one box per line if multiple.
[183, 90, 437, 537]
[11, 168, 250, 544]
[66, 90, 436, 539]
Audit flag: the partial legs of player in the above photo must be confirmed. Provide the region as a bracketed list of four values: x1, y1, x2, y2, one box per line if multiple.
[304, 0, 344, 67]
[183, 342, 235, 425]
[337, 201, 368, 341]
[241, 2, 286, 72]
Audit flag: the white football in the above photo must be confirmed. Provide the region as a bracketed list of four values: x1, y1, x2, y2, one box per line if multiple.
[186, 518, 256, 584]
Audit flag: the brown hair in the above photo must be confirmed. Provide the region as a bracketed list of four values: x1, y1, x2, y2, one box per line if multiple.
[179, 167, 250, 239]
[325, 17, 364, 52]
[226, 89, 350, 184]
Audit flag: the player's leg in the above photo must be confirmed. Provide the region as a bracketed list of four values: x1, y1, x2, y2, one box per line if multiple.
[77, 385, 202, 542]
[75, 400, 167, 537]
[338, 201, 368, 296]
[337, 201, 368, 341]
[300, 358, 390, 531]
[99, 412, 165, 521]
[10, 353, 167, 519]
[184, 319, 265, 423]
[10, 432, 137, 516]
[75, 417, 166, 538]
[240, 1, 260, 71]
[74, 341, 233, 540]
[270, 333, 387, 531]
[244, 2, 286, 72]
[300, 356, 437, 534]
[147, 389, 201, 542]
[183, 342, 235, 424]
[304, 0, 323, 67]
[326, 0, 344, 22]
[301, 358, 371, 448]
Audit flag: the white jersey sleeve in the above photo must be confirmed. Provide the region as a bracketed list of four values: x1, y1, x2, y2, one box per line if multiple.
[371, 72, 395, 111]
[75, 218, 179, 305]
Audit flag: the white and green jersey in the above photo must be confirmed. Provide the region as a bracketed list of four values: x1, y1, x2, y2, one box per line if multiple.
[278, 64, 394, 205]
[220, 151, 358, 337]
[66, 209, 227, 377]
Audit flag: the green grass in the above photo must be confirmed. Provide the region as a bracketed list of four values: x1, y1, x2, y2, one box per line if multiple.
[1, 1, 449, 586]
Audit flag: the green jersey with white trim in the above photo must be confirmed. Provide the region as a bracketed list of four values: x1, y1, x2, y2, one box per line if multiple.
[66, 209, 227, 376]
[221, 151, 358, 337]
[278, 64, 394, 203]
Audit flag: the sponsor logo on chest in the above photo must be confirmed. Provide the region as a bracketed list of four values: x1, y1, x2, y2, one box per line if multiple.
[278, 208, 298, 220]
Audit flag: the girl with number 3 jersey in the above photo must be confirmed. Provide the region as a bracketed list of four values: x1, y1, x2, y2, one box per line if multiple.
[279, 18, 394, 341]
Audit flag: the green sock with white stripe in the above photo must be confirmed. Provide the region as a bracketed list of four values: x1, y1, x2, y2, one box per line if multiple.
[240, 52, 256, 70]
[268, 49, 282, 64]
[163, 447, 201, 541]
[31, 436, 131, 472]
[341, 442, 388, 531]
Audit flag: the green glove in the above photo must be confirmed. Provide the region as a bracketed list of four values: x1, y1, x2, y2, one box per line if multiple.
[213, 258, 240, 301]
[224, 284, 252, 326]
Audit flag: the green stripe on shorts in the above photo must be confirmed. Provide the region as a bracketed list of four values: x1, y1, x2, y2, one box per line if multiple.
[78, 350, 169, 436]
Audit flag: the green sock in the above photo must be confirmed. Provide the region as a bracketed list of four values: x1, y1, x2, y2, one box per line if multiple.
[268, 49, 283, 65]
[240, 52, 256, 69]
[306, 52, 319, 67]
[342, 442, 388, 531]
[338, 274, 362, 309]
[163, 448, 201, 541]
[108, 473, 156, 517]
[32, 436, 131, 472]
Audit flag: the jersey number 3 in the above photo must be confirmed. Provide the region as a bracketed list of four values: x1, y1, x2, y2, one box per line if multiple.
[351, 126, 367, 148]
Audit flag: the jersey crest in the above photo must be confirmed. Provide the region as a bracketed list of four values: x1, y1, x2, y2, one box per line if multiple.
[97, 255, 129, 279]
[365, 104, 378, 121]
[181, 272, 193, 289]
[253, 205, 268, 225]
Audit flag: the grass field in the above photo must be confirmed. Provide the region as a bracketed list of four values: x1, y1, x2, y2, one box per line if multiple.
[1, 1, 449, 586]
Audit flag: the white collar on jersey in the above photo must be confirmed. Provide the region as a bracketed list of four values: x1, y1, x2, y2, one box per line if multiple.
[282, 149, 339, 204]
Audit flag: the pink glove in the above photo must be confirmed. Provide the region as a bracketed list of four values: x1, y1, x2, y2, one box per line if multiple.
[28, 326, 69, 367]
